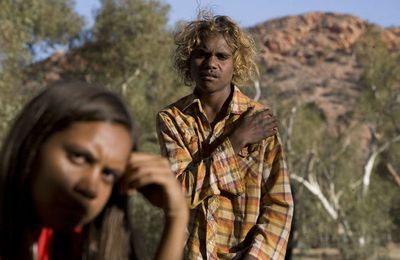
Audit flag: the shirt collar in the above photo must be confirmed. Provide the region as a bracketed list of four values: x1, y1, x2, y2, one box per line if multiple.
[181, 85, 251, 115]
[229, 85, 251, 115]
[181, 93, 200, 112]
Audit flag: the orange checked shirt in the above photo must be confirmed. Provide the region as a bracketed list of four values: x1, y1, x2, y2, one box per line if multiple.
[157, 86, 293, 260]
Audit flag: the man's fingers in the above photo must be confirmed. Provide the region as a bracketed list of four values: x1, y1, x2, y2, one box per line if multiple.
[265, 116, 278, 124]
[241, 107, 275, 122]
[253, 108, 274, 119]
[264, 128, 277, 138]
[264, 119, 278, 130]
[241, 106, 256, 119]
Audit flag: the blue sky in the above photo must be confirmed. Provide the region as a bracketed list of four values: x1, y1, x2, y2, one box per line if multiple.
[75, 0, 400, 28]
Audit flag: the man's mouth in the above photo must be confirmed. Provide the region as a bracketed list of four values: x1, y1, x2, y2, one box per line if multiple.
[199, 71, 218, 79]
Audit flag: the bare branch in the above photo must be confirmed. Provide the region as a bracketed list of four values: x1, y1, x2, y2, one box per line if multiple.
[291, 173, 338, 220]
[362, 150, 379, 195]
[121, 68, 140, 95]
[386, 163, 400, 188]
[362, 133, 400, 195]
[253, 79, 261, 102]
[285, 105, 298, 153]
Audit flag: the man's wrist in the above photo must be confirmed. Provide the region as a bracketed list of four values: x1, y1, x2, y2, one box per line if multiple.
[228, 134, 245, 154]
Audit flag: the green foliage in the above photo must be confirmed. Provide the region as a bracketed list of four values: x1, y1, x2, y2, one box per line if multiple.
[0, 95, 23, 140]
[0, 0, 84, 140]
[0, 0, 83, 64]
[128, 193, 164, 259]
[264, 47, 398, 256]
[353, 28, 400, 255]
[75, 0, 189, 150]
[88, 0, 170, 78]
[355, 27, 400, 135]
[290, 103, 325, 151]
[341, 174, 394, 259]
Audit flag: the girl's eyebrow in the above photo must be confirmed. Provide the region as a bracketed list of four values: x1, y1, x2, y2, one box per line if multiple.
[64, 143, 96, 163]
[64, 143, 128, 175]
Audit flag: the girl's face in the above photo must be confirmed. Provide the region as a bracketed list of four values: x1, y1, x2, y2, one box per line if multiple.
[31, 121, 132, 232]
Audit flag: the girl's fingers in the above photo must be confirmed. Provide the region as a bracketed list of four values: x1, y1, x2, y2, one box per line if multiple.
[127, 169, 170, 189]
[121, 167, 171, 194]
[118, 152, 186, 214]
[129, 152, 170, 168]
[120, 152, 177, 195]
[123, 167, 183, 210]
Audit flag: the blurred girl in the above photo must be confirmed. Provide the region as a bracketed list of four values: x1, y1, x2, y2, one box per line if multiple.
[0, 81, 188, 260]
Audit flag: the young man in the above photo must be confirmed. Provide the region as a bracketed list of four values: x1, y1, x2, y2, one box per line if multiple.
[157, 15, 293, 260]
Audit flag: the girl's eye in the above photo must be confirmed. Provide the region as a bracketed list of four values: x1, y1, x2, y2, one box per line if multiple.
[69, 152, 88, 165]
[102, 169, 118, 184]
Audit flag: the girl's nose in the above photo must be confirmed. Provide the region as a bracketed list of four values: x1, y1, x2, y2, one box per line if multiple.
[74, 169, 99, 199]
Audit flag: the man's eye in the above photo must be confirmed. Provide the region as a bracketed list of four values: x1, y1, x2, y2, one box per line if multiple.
[193, 50, 206, 58]
[217, 54, 229, 60]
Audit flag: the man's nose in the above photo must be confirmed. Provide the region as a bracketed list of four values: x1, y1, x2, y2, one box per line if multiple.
[204, 55, 218, 69]
[74, 169, 99, 199]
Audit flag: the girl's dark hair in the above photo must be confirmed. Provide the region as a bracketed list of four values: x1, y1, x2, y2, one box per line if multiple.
[0, 81, 137, 259]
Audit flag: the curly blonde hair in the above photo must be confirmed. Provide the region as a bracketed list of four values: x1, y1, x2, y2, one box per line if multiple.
[173, 14, 259, 86]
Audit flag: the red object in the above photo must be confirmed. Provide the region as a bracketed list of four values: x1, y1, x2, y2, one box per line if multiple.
[37, 228, 53, 260]
[37, 227, 82, 260]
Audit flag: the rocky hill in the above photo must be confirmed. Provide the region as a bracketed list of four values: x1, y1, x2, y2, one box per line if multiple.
[247, 12, 400, 132]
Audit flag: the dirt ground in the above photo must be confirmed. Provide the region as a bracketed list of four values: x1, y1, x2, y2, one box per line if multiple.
[291, 243, 400, 259]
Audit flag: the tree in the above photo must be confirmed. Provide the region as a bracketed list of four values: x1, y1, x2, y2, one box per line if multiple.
[353, 27, 400, 247]
[73, 0, 189, 151]
[259, 27, 400, 257]
[0, 0, 83, 138]
[354, 27, 400, 196]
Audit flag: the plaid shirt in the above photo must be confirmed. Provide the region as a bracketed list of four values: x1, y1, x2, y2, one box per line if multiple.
[157, 86, 293, 260]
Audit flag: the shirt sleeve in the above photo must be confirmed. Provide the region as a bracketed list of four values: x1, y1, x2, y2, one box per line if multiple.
[156, 112, 245, 209]
[247, 134, 294, 260]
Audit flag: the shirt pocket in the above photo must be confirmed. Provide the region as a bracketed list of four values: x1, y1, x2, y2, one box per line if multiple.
[182, 129, 199, 155]
[237, 144, 261, 178]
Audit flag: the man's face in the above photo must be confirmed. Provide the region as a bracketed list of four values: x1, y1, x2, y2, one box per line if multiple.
[190, 33, 234, 95]
[31, 121, 132, 232]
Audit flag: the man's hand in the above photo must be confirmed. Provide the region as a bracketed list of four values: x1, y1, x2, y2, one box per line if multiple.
[229, 107, 278, 154]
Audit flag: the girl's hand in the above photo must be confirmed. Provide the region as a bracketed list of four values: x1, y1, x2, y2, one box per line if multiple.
[120, 152, 188, 219]
[120, 153, 188, 260]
